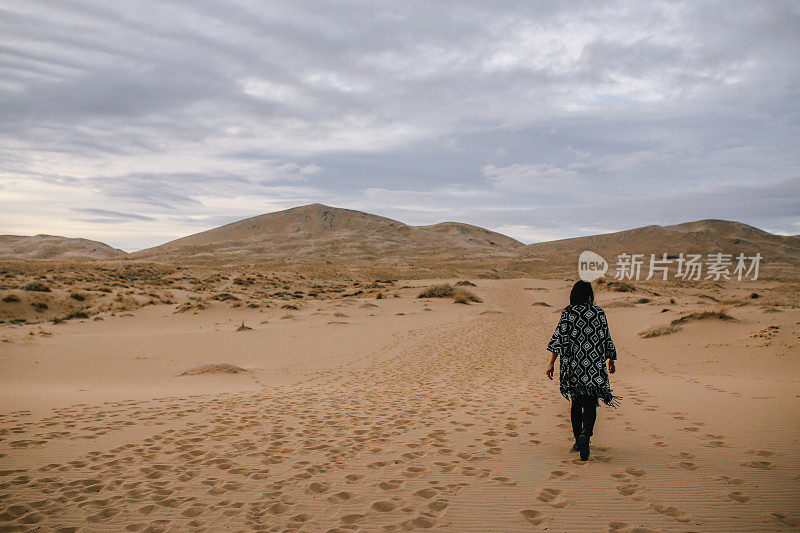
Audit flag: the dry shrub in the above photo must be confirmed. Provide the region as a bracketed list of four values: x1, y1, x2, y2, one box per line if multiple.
[418, 284, 455, 298]
[453, 288, 482, 304]
[236, 321, 252, 331]
[181, 363, 245, 376]
[2, 294, 20, 303]
[639, 325, 681, 338]
[70, 292, 87, 301]
[606, 281, 635, 292]
[213, 293, 239, 301]
[174, 301, 206, 313]
[375, 291, 384, 299]
[31, 302, 48, 310]
[671, 307, 735, 326]
[23, 281, 50, 292]
[455, 280, 477, 287]
[635, 298, 651, 304]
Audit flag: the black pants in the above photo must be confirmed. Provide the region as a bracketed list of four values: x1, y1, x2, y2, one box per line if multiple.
[571, 395, 597, 441]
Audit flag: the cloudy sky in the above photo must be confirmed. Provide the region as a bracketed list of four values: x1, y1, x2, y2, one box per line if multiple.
[1, 1, 799, 251]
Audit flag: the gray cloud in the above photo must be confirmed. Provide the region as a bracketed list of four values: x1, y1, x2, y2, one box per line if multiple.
[71, 208, 156, 223]
[0, 1, 798, 249]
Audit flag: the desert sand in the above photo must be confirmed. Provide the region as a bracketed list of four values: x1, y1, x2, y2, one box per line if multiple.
[1, 275, 799, 532]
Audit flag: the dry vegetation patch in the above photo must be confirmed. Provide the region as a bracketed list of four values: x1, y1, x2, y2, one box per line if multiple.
[418, 284, 456, 298]
[605, 281, 636, 292]
[639, 325, 681, 338]
[454, 289, 482, 304]
[419, 284, 482, 304]
[180, 363, 246, 376]
[671, 307, 735, 326]
[23, 281, 51, 292]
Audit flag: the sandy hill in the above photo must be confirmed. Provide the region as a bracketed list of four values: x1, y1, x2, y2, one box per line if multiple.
[3, 209, 798, 279]
[132, 204, 523, 271]
[525, 219, 800, 258]
[0, 234, 127, 261]
[520, 219, 800, 278]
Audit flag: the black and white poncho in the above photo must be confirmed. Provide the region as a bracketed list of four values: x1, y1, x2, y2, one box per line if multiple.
[547, 304, 620, 407]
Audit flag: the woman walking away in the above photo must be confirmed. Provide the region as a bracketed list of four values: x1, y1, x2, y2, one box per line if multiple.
[546, 280, 619, 461]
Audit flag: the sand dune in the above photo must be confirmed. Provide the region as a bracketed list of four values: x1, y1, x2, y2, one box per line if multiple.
[131, 204, 524, 267]
[0, 278, 798, 531]
[525, 219, 800, 262]
[0, 235, 127, 261]
[7, 206, 799, 280]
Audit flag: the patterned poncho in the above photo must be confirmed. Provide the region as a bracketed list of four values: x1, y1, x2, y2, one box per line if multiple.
[547, 303, 620, 407]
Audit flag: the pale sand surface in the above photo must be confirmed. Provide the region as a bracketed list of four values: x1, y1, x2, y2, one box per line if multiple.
[1, 278, 799, 532]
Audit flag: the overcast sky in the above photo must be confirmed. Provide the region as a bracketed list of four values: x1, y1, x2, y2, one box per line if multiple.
[1, 1, 799, 251]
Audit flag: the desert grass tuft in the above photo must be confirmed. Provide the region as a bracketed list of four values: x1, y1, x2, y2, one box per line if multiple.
[639, 324, 681, 338]
[181, 363, 245, 376]
[671, 307, 735, 326]
[418, 284, 455, 298]
[606, 281, 636, 292]
[23, 281, 51, 292]
[453, 288, 482, 304]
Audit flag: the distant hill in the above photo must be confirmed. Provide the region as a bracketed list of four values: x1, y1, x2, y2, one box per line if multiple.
[0, 234, 127, 261]
[3, 208, 798, 279]
[519, 219, 800, 279]
[524, 219, 800, 258]
[132, 204, 523, 269]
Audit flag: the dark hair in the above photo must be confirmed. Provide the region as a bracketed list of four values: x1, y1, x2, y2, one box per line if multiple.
[569, 280, 594, 306]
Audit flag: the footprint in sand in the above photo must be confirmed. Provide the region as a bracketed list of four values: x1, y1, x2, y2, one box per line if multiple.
[327, 491, 356, 503]
[402, 513, 439, 529]
[715, 475, 745, 485]
[537, 488, 569, 508]
[746, 449, 775, 457]
[549, 470, 576, 480]
[372, 500, 399, 512]
[616, 483, 641, 496]
[608, 520, 658, 532]
[306, 481, 330, 494]
[725, 491, 751, 503]
[520, 509, 546, 526]
[652, 503, 691, 523]
[378, 479, 405, 490]
[413, 488, 439, 499]
[741, 460, 775, 470]
[428, 499, 449, 513]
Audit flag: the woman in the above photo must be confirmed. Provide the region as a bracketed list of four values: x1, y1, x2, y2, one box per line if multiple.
[546, 280, 619, 460]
